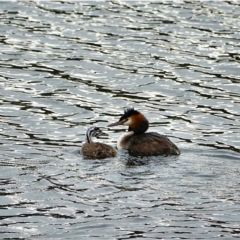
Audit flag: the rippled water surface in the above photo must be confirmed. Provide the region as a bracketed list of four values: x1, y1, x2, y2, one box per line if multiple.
[1, 1, 240, 239]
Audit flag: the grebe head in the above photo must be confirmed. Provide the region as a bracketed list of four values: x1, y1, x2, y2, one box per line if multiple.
[85, 126, 108, 143]
[107, 108, 149, 135]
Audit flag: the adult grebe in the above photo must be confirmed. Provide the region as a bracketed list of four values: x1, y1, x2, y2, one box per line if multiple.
[81, 126, 117, 159]
[107, 108, 180, 156]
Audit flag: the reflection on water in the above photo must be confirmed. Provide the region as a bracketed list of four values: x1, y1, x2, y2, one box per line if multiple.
[0, 1, 240, 239]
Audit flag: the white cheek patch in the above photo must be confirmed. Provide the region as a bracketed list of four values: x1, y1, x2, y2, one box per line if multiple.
[123, 118, 131, 126]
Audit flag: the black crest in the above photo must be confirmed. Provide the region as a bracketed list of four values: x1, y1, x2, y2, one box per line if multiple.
[120, 108, 140, 121]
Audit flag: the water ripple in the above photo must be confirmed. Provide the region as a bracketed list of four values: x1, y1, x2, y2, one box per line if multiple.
[0, 1, 240, 239]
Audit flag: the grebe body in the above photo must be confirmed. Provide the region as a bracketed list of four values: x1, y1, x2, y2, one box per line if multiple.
[108, 108, 180, 156]
[81, 126, 117, 159]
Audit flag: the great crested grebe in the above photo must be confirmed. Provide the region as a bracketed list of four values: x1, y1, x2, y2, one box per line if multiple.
[81, 126, 117, 159]
[107, 108, 180, 156]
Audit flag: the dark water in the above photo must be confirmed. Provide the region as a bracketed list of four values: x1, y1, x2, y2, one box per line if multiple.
[1, 1, 240, 239]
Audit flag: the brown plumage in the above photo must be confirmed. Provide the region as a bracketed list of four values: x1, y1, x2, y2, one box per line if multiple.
[81, 142, 117, 159]
[107, 108, 180, 157]
[80, 126, 117, 159]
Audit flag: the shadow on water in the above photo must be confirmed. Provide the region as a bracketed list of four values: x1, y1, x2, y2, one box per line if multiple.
[124, 153, 180, 168]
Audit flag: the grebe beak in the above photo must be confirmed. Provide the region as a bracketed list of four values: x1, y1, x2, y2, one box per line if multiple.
[107, 121, 120, 127]
[107, 119, 125, 127]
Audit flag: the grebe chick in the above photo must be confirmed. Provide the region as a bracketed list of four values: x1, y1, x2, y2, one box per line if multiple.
[81, 126, 117, 159]
[107, 108, 180, 156]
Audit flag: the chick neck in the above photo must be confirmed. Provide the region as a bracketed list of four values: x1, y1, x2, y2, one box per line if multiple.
[85, 132, 95, 143]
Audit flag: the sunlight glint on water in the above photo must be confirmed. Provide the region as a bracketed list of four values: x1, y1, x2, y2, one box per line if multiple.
[0, 1, 240, 239]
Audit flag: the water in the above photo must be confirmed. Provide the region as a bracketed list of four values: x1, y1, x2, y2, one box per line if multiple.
[0, 1, 240, 239]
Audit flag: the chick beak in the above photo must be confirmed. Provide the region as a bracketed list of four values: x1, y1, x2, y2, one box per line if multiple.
[97, 131, 109, 139]
[100, 131, 108, 136]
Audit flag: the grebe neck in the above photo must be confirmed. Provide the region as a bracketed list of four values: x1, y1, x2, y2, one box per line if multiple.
[117, 131, 134, 149]
[129, 120, 149, 135]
